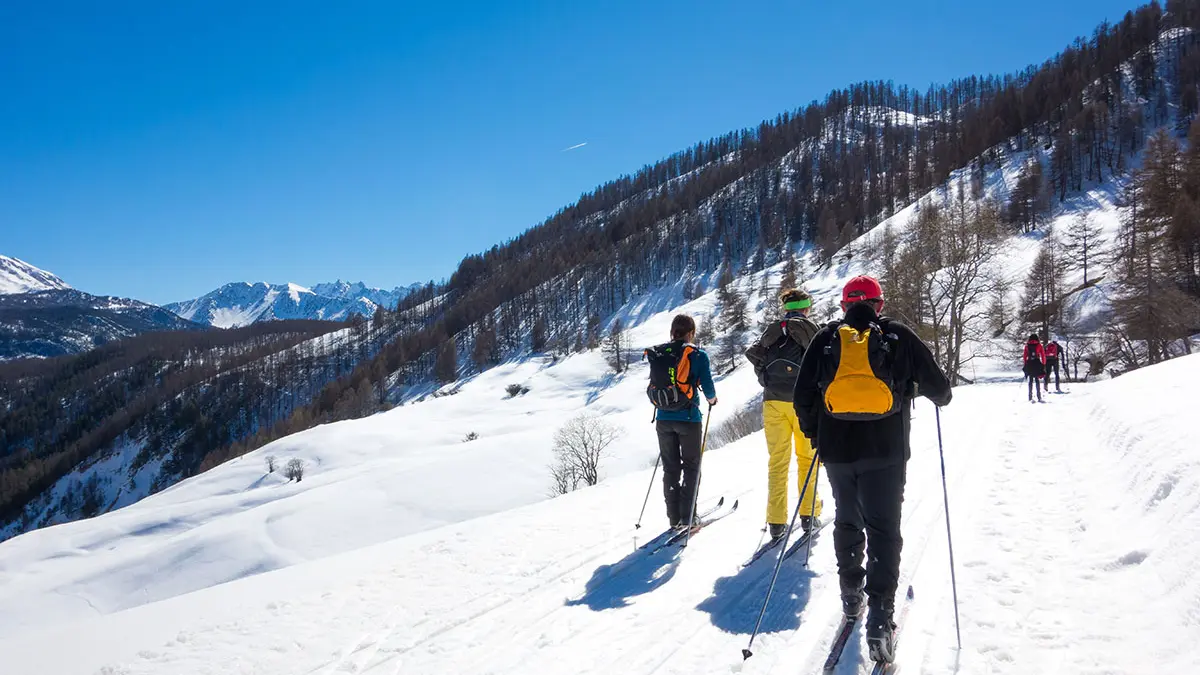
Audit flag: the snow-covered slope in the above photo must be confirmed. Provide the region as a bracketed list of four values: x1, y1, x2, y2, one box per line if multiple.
[0, 255, 70, 294]
[3, 351, 1197, 675]
[166, 280, 414, 328]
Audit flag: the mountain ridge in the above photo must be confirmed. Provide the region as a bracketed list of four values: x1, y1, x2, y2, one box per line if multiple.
[0, 255, 71, 295]
[0, 289, 206, 360]
[166, 280, 418, 328]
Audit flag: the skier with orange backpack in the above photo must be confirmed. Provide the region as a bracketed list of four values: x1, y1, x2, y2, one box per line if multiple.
[644, 314, 718, 530]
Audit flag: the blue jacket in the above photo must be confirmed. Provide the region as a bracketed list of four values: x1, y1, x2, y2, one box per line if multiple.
[656, 346, 717, 423]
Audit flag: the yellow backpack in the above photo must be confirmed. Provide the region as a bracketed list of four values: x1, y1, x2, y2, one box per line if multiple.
[821, 322, 902, 420]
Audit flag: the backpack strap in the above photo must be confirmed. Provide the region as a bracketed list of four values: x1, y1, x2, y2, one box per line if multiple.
[765, 321, 790, 351]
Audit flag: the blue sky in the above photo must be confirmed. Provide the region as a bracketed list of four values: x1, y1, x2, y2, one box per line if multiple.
[1, 0, 1142, 304]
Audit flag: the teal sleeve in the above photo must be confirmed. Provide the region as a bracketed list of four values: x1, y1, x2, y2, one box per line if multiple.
[695, 349, 716, 400]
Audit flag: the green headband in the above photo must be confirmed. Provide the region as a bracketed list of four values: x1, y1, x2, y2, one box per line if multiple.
[782, 299, 812, 311]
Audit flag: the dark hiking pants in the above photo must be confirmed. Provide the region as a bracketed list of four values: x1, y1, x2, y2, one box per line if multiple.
[656, 420, 703, 526]
[1046, 358, 1060, 390]
[825, 460, 907, 613]
[1027, 374, 1043, 401]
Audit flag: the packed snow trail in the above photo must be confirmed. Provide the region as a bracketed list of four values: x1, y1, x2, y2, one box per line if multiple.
[5, 358, 1200, 674]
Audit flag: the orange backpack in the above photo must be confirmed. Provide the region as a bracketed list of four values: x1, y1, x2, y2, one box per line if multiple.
[644, 342, 696, 411]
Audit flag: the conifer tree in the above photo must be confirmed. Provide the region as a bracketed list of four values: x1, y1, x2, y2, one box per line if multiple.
[602, 319, 627, 373]
[435, 337, 458, 383]
[1063, 214, 1105, 285]
[531, 315, 548, 353]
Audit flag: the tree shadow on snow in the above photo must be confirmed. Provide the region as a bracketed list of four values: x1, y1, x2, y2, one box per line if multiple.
[696, 557, 817, 635]
[565, 546, 681, 611]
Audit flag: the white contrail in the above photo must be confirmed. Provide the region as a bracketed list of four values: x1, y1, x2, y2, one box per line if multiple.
[561, 142, 588, 152]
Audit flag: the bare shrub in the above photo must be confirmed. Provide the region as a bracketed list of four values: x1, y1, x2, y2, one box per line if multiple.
[284, 458, 305, 482]
[549, 414, 622, 495]
[265, 455, 277, 473]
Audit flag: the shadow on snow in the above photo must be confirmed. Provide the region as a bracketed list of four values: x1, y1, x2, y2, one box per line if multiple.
[565, 544, 682, 611]
[696, 552, 818, 636]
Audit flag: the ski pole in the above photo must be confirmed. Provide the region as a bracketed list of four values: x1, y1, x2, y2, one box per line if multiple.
[742, 452, 819, 661]
[802, 458, 821, 569]
[935, 406, 963, 650]
[634, 455, 661, 530]
[682, 401, 713, 549]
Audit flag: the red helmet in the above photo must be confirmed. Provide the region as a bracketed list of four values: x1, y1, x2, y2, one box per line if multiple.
[842, 275, 884, 304]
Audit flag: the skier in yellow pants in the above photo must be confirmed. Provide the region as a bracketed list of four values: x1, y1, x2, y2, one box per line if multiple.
[763, 400, 822, 532]
[746, 288, 823, 540]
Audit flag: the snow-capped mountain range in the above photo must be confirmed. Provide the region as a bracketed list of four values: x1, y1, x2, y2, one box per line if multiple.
[0, 255, 71, 295]
[0, 254, 418, 357]
[310, 280, 420, 308]
[0, 256, 204, 359]
[165, 281, 419, 329]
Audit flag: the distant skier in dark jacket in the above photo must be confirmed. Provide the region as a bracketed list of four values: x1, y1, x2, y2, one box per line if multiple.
[793, 276, 952, 664]
[1044, 340, 1063, 392]
[745, 288, 822, 540]
[1023, 334, 1046, 402]
[651, 314, 718, 530]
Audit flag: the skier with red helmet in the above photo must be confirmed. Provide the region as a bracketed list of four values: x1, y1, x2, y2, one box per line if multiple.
[793, 275, 952, 664]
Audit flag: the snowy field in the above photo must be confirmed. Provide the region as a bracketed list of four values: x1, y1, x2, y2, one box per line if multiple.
[3, 353, 1198, 674]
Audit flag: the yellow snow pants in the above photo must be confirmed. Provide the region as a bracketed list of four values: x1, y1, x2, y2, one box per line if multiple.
[764, 399, 823, 524]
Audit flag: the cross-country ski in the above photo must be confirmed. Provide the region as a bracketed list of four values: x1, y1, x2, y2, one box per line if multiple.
[652, 498, 739, 553]
[638, 497, 725, 551]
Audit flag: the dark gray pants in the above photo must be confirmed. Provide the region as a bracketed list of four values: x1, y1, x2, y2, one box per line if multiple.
[656, 420, 703, 526]
[824, 460, 907, 613]
[1028, 374, 1043, 401]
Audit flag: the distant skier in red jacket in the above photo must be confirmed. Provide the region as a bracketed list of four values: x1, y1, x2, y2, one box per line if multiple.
[1044, 340, 1063, 392]
[1022, 334, 1046, 403]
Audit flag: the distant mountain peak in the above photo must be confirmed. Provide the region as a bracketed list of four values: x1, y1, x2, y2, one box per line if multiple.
[0, 255, 71, 295]
[167, 279, 417, 328]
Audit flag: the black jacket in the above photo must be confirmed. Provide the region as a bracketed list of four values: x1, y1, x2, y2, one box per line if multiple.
[745, 314, 820, 402]
[793, 303, 952, 466]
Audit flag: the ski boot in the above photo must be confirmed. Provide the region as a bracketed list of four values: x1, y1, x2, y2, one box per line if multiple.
[840, 578, 866, 619]
[799, 515, 819, 535]
[865, 605, 897, 663]
[678, 512, 702, 533]
[768, 523, 787, 541]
